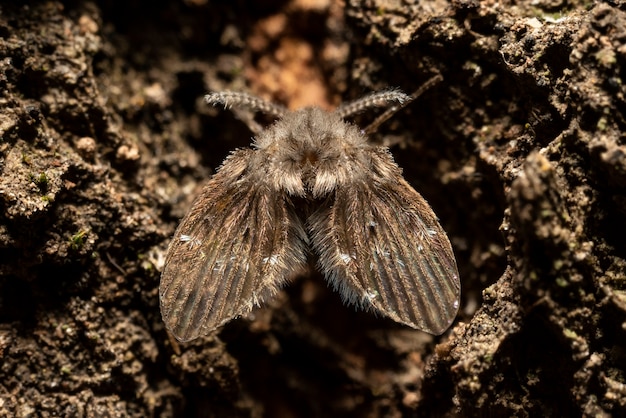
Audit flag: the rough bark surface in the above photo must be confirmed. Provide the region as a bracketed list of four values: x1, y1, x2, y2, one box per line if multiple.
[1, 0, 625, 417]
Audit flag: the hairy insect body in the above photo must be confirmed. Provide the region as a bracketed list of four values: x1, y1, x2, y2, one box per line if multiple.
[160, 89, 460, 342]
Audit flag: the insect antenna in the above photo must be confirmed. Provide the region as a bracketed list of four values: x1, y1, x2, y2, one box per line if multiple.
[334, 89, 410, 120]
[205, 91, 288, 118]
[334, 74, 443, 135]
[205, 91, 288, 134]
[363, 74, 443, 134]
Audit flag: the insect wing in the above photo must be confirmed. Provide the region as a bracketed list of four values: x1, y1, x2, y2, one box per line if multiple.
[309, 154, 460, 334]
[160, 150, 309, 342]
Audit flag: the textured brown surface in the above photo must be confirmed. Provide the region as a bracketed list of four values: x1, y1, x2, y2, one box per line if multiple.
[0, 0, 625, 417]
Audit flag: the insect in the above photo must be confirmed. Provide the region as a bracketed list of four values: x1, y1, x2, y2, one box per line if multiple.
[160, 78, 460, 342]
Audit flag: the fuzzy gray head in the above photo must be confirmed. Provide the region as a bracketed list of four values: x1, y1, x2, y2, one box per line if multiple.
[253, 107, 372, 198]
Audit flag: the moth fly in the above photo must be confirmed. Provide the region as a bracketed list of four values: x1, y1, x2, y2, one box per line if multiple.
[160, 76, 460, 342]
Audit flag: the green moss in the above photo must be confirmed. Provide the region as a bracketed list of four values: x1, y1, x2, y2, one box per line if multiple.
[69, 230, 88, 250]
[21, 152, 32, 165]
[29, 171, 49, 192]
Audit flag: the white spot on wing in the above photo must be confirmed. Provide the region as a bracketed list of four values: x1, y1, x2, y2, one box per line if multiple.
[340, 253, 353, 264]
[364, 288, 379, 302]
[262, 254, 279, 265]
[179, 234, 202, 249]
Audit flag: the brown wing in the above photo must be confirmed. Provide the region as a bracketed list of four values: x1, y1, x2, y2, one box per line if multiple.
[159, 149, 309, 342]
[308, 152, 460, 335]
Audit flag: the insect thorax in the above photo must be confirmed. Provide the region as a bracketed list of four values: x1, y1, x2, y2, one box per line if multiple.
[255, 107, 370, 199]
